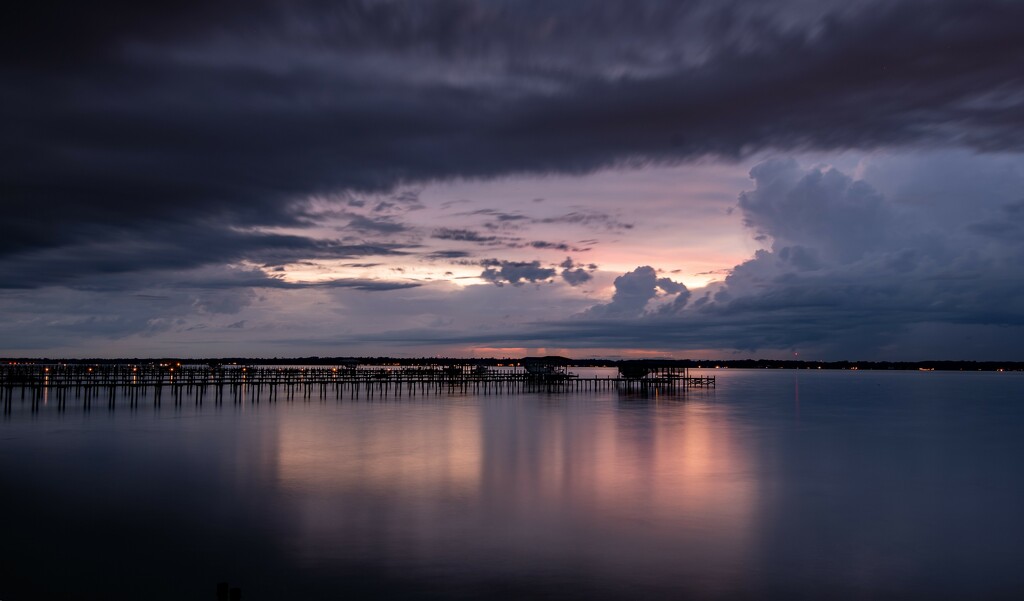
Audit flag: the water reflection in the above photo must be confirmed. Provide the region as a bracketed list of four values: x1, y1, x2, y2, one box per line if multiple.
[273, 393, 756, 597]
[4, 371, 1024, 600]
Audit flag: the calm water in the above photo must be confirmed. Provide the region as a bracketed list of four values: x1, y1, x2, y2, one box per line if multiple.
[2, 369, 1023, 600]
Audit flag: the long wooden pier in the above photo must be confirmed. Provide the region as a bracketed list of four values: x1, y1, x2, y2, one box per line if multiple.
[1, 364, 714, 411]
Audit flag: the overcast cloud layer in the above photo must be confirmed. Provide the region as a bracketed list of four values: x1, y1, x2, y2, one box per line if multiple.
[3, 0, 1024, 359]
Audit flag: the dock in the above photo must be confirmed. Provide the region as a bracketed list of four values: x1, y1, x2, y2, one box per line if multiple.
[1, 363, 715, 411]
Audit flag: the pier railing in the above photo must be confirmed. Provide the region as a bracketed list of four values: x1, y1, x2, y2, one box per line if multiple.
[1, 364, 715, 410]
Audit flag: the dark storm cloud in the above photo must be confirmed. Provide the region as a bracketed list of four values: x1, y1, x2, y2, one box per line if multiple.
[141, 266, 424, 295]
[5, 0, 1024, 360]
[968, 200, 1024, 242]
[356, 295, 1022, 358]
[184, 269, 421, 292]
[681, 159, 1024, 353]
[6, 0, 1024, 284]
[0, 221, 412, 289]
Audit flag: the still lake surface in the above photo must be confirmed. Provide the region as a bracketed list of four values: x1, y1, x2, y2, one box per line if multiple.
[2, 368, 1023, 600]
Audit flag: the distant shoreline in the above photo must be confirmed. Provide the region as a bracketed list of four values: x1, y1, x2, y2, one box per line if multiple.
[3, 357, 1023, 372]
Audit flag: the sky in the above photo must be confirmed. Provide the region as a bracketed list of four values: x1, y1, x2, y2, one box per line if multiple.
[3, 0, 1024, 360]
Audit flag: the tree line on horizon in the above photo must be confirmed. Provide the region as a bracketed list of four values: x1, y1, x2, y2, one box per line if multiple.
[2, 357, 1022, 371]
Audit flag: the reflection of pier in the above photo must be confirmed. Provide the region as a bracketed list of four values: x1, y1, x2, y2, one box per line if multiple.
[1, 363, 715, 410]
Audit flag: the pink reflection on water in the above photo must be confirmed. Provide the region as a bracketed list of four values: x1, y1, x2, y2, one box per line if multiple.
[273, 395, 756, 596]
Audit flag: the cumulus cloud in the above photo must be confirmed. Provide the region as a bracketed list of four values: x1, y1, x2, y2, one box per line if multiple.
[350, 155, 1020, 359]
[584, 266, 689, 317]
[480, 260, 556, 287]
[541, 156, 1020, 356]
[557, 257, 596, 287]
[738, 158, 893, 264]
[561, 269, 592, 286]
[684, 158, 1024, 350]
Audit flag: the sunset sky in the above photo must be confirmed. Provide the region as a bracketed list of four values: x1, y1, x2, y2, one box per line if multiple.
[4, 0, 1024, 359]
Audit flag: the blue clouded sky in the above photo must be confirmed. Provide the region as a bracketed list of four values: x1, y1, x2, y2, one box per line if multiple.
[3, 0, 1024, 360]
